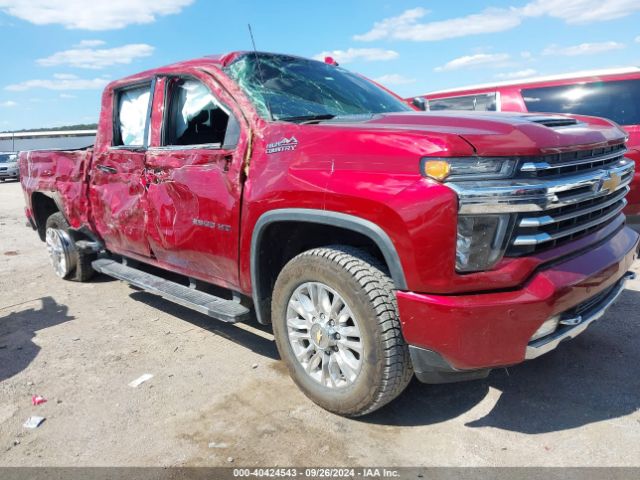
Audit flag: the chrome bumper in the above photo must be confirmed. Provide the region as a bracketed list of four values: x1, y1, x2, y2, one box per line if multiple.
[525, 271, 636, 360]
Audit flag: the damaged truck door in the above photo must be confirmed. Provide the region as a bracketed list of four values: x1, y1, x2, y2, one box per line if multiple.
[89, 81, 154, 258]
[143, 74, 245, 286]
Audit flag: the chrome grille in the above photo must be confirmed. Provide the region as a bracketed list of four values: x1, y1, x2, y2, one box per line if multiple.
[450, 141, 634, 260]
[507, 186, 629, 255]
[504, 143, 633, 255]
[519, 144, 627, 178]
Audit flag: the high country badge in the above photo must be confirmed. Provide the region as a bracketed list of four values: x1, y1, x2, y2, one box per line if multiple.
[266, 136, 298, 154]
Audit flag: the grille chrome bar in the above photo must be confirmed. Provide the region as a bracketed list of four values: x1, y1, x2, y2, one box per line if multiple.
[450, 159, 634, 214]
[518, 187, 629, 228]
[512, 199, 627, 246]
[520, 148, 627, 173]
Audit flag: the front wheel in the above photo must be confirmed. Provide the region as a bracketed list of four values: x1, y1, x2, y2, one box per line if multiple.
[271, 246, 413, 416]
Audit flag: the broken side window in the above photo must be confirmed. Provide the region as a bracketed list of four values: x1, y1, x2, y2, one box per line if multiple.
[114, 84, 152, 146]
[164, 79, 237, 147]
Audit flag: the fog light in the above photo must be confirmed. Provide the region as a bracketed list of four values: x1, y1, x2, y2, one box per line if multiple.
[530, 315, 560, 342]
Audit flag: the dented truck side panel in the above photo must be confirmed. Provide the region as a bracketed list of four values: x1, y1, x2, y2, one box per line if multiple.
[88, 73, 154, 258]
[20, 148, 93, 232]
[140, 70, 250, 287]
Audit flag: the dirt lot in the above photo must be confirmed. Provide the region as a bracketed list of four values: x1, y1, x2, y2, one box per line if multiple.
[0, 179, 639, 467]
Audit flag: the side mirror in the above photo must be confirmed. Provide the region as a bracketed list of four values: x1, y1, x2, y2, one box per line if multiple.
[412, 97, 427, 111]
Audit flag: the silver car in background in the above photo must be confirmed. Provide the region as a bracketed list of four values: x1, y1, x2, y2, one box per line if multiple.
[0, 152, 19, 181]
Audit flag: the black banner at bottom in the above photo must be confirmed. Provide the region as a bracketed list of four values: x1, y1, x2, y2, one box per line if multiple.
[0, 467, 639, 480]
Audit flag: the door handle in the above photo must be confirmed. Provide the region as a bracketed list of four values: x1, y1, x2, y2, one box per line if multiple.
[96, 164, 117, 174]
[223, 154, 233, 172]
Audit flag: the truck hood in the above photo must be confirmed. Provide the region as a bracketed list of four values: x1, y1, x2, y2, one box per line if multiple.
[327, 111, 628, 156]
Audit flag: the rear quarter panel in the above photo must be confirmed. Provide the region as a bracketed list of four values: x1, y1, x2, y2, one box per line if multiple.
[20, 149, 93, 229]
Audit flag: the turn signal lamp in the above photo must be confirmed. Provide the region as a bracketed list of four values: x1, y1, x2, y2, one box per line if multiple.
[422, 160, 451, 181]
[420, 157, 517, 182]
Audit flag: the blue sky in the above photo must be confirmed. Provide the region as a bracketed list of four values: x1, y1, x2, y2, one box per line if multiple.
[1, 0, 639, 130]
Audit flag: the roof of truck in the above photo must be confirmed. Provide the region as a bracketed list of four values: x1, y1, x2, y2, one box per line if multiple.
[116, 51, 318, 84]
[143, 52, 247, 71]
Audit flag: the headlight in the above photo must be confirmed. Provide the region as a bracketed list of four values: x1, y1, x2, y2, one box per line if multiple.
[420, 156, 517, 272]
[456, 214, 512, 272]
[421, 157, 517, 181]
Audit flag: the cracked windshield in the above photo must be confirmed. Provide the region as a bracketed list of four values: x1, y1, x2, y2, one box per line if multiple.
[224, 53, 411, 121]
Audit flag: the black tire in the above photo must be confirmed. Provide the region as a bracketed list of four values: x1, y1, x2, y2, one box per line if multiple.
[45, 212, 95, 282]
[271, 246, 413, 416]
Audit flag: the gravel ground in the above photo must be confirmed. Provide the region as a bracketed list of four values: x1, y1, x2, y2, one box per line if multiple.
[0, 179, 639, 467]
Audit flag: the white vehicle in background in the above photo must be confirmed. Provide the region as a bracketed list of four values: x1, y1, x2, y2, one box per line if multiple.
[0, 152, 19, 181]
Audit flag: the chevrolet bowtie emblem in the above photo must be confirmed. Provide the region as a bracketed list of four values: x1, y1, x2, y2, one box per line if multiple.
[600, 172, 621, 193]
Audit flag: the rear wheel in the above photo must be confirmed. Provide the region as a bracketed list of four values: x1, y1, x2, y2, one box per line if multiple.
[272, 246, 413, 416]
[45, 212, 95, 282]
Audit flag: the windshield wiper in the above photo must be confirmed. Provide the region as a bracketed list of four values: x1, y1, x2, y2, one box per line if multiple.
[277, 114, 336, 124]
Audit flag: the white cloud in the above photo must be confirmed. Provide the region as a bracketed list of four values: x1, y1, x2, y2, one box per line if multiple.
[354, 7, 521, 42]
[53, 73, 79, 80]
[59, 93, 77, 99]
[495, 68, 537, 79]
[521, 51, 533, 59]
[5, 75, 109, 91]
[74, 39, 106, 47]
[435, 53, 510, 72]
[313, 48, 398, 65]
[521, 0, 640, 24]
[543, 41, 625, 56]
[373, 74, 416, 86]
[1, 100, 17, 107]
[356, 2, 640, 42]
[0, 0, 194, 30]
[354, 7, 429, 41]
[37, 43, 154, 69]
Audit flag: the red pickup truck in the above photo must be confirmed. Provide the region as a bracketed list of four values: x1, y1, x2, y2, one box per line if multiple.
[20, 52, 639, 416]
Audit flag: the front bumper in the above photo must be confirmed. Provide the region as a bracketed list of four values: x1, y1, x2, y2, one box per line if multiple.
[525, 271, 635, 359]
[399, 225, 639, 378]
